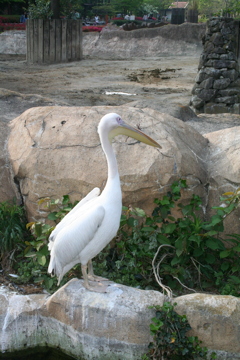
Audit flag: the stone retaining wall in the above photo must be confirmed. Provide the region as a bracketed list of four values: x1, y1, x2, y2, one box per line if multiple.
[0, 22, 206, 58]
[191, 17, 240, 114]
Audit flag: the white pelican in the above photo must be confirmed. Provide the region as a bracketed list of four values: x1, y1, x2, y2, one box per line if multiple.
[48, 113, 161, 291]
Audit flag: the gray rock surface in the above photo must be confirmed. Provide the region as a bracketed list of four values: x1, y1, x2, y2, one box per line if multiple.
[82, 22, 205, 59]
[0, 280, 164, 360]
[1, 281, 240, 359]
[0, 31, 26, 55]
[7, 106, 208, 221]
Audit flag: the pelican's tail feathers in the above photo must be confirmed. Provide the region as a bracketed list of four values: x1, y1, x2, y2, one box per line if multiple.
[48, 256, 63, 285]
[48, 256, 55, 276]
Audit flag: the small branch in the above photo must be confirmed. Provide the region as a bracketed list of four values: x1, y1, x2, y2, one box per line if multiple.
[172, 276, 196, 293]
[152, 244, 175, 299]
[152, 244, 197, 298]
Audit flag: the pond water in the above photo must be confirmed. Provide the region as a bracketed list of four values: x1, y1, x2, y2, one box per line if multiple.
[0, 347, 79, 360]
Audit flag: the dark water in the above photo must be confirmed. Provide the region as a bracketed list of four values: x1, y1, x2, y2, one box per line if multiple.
[0, 347, 79, 360]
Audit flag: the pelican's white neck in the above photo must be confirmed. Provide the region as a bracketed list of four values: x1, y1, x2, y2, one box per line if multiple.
[99, 128, 119, 180]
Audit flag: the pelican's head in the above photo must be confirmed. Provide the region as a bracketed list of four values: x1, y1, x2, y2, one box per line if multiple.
[98, 113, 161, 149]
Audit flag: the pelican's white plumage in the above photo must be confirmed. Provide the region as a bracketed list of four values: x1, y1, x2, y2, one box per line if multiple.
[48, 113, 161, 291]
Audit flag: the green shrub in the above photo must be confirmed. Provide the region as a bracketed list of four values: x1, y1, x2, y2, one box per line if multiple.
[18, 195, 79, 291]
[0, 201, 30, 270]
[93, 180, 240, 296]
[7, 179, 240, 296]
[143, 301, 216, 360]
[28, 0, 52, 19]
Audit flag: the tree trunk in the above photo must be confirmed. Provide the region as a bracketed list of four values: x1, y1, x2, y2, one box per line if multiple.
[51, 0, 60, 19]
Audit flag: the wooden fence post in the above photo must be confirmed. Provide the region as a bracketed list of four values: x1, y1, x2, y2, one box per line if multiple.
[26, 19, 82, 64]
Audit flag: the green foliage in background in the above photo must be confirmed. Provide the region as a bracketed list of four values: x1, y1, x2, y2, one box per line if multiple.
[14, 195, 79, 291]
[27, 0, 83, 19]
[27, 0, 52, 19]
[1, 179, 240, 297]
[93, 180, 240, 296]
[1, 0, 240, 19]
[0, 201, 30, 271]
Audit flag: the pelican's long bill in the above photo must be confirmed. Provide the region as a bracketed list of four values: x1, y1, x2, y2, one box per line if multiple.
[110, 121, 162, 149]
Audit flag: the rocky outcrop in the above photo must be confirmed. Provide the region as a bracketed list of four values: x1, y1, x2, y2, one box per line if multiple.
[6, 105, 240, 235]
[7, 106, 208, 221]
[191, 17, 240, 114]
[1, 280, 240, 359]
[0, 280, 164, 360]
[5, 106, 240, 233]
[205, 126, 240, 234]
[175, 293, 240, 355]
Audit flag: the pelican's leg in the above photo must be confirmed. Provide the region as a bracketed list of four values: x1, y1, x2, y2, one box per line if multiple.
[87, 260, 109, 282]
[81, 264, 108, 293]
[81, 264, 92, 289]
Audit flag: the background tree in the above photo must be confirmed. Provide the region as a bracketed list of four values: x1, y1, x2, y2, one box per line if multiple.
[111, 0, 143, 15]
[27, 0, 83, 18]
[223, 0, 240, 16]
[198, 0, 239, 17]
[188, 0, 199, 10]
[197, 0, 221, 16]
[0, 0, 26, 15]
[50, 0, 60, 18]
[92, 4, 114, 18]
[60, 0, 83, 18]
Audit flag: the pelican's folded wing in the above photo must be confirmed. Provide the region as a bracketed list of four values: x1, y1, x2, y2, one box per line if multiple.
[48, 187, 100, 249]
[48, 205, 105, 282]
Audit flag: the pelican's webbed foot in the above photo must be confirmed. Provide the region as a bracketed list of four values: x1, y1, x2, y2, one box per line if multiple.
[87, 259, 109, 282]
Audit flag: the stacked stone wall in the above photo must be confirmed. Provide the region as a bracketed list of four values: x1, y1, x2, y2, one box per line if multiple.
[191, 17, 240, 114]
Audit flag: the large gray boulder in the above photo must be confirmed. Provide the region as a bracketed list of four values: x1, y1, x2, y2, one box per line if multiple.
[0, 280, 164, 359]
[175, 293, 240, 355]
[7, 105, 208, 221]
[205, 126, 240, 234]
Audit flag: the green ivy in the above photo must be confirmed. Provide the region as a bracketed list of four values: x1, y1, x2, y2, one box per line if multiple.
[93, 181, 240, 296]
[15, 195, 78, 292]
[143, 302, 216, 360]
[4, 179, 240, 296]
[0, 201, 31, 270]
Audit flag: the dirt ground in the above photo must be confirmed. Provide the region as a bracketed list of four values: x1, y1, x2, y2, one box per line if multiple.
[0, 53, 200, 124]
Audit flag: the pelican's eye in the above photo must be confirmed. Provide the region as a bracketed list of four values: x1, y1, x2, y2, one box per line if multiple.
[116, 116, 123, 125]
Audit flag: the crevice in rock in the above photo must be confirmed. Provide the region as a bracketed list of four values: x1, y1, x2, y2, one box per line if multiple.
[13, 176, 24, 206]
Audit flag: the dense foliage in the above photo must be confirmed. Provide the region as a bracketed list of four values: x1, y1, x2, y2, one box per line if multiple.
[27, 0, 52, 19]
[27, 0, 83, 19]
[0, 201, 31, 271]
[1, 179, 240, 297]
[143, 302, 216, 360]
[1, 0, 239, 19]
[93, 180, 240, 296]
